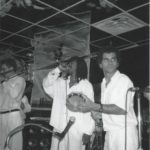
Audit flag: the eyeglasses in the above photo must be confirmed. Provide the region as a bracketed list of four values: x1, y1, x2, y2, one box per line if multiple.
[102, 57, 117, 63]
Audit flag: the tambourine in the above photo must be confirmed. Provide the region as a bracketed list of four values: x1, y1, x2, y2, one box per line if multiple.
[66, 93, 86, 112]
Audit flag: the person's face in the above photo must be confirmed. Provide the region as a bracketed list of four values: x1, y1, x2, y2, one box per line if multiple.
[99, 52, 119, 74]
[68, 60, 77, 75]
[0, 64, 14, 77]
[0, 64, 11, 73]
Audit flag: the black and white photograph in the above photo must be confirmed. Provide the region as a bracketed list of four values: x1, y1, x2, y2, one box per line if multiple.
[0, 0, 149, 150]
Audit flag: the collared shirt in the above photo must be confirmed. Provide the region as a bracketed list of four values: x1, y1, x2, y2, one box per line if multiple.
[0, 76, 26, 111]
[67, 79, 95, 135]
[43, 67, 95, 135]
[43, 67, 68, 132]
[101, 70, 137, 131]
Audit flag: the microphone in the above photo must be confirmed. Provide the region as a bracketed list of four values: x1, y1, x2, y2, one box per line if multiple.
[54, 116, 75, 140]
[129, 87, 140, 92]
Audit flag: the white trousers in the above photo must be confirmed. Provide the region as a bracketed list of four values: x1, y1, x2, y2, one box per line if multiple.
[50, 127, 85, 150]
[104, 127, 138, 150]
[0, 111, 23, 150]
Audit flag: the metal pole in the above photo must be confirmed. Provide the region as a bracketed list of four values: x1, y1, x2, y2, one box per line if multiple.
[137, 92, 143, 150]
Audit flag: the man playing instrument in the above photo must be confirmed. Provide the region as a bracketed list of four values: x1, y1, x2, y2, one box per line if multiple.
[0, 58, 26, 150]
[70, 48, 138, 150]
[43, 56, 95, 150]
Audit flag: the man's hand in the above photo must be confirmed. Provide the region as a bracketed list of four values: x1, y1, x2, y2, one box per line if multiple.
[91, 111, 102, 122]
[82, 134, 91, 145]
[20, 102, 25, 110]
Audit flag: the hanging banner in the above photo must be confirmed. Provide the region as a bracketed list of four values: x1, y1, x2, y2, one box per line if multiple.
[31, 11, 91, 109]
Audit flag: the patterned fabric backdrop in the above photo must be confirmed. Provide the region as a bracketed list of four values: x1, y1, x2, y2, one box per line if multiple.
[31, 11, 91, 108]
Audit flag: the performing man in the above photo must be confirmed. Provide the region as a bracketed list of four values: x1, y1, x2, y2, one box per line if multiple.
[0, 58, 26, 150]
[43, 56, 95, 150]
[71, 48, 138, 150]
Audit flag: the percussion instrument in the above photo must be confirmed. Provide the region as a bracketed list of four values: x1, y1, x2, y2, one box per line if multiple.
[66, 93, 86, 112]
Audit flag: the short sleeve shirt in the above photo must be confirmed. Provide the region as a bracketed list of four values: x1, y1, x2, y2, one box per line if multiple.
[101, 71, 137, 131]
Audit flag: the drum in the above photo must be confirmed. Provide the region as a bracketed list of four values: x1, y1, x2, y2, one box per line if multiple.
[66, 93, 86, 112]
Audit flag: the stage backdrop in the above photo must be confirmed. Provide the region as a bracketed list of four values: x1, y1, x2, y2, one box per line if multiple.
[30, 11, 91, 109]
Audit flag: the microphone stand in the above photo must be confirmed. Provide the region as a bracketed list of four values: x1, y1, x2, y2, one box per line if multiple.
[125, 88, 143, 150]
[53, 117, 75, 141]
[4, 120, 75, 150]
[136, 91, 143, 150]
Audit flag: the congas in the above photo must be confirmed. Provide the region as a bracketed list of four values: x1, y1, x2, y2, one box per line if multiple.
[66, 93, 86, 112]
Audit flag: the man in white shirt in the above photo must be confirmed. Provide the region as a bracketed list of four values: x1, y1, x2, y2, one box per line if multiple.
[0, 58, 26, 150]
[43, 56, 95, 150]
[74, 48, 138, 150]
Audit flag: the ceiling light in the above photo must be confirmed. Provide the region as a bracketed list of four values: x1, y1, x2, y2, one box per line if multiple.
[93, 13, 146, 35]
[26, 52, 33, 57]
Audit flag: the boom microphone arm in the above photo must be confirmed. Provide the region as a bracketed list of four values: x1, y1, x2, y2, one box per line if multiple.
[54, 116, 76, 140]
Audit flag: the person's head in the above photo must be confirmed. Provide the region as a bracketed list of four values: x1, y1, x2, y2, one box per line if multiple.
[98, 47, 120, 75]
[0, 58, 17, 77]
[67, 56, 88, 82]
